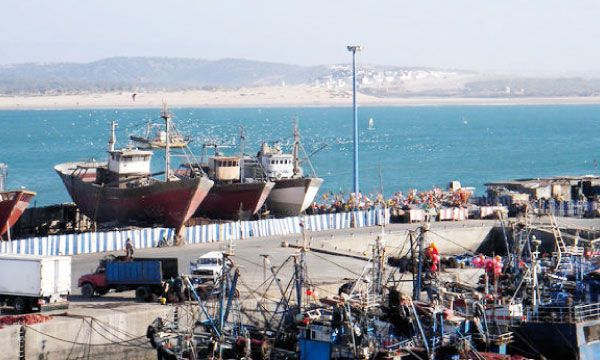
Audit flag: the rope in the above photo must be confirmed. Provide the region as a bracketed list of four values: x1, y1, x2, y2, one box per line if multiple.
[307, 250, 365, 277]
[427, 230, 479, 256]
[88, 318, 148, 347]
[66, 318, 86, 360]
[511, 329, 543, 358]
[23, 324, 148, 348]
[57, 313, 151, 346]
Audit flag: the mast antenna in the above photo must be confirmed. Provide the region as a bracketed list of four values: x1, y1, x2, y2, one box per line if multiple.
[292, 119, 301, 177]
[239, 126, 246, 157]
[161, 101, 172, 182]
[108, 121, 117, 152]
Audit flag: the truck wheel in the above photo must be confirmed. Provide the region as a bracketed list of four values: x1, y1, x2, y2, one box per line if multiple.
[135, 286, 149, 302]
[81, 283, 95, 298]
[13, 297, 30, 314]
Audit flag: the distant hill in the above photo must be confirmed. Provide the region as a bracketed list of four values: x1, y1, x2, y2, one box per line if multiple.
[0, 57, 329, 94]
[2, 57, 600, 98]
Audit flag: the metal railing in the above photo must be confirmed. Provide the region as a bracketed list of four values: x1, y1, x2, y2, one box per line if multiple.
[527, 303, 600, 323]
[481, 196, 596, 218]
[572, 303, 600, 322]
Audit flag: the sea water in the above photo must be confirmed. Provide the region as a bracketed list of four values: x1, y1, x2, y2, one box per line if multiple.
[1, 105, 599, 206]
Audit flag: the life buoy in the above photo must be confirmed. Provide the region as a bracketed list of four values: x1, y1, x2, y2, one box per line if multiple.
[275, 171, 283, 180]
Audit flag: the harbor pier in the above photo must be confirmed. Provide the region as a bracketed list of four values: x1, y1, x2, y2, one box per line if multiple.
[0, 220, 504, 360]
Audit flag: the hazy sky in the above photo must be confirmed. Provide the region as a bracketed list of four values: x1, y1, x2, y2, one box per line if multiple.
[2, 0, 600, 74]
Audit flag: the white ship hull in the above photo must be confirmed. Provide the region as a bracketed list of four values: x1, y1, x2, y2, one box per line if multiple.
[267, 177, 323, 217]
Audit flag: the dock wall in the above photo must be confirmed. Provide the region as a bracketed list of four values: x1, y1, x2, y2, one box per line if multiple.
[0, 305, 178, 360]
[319, 223, 496, 255]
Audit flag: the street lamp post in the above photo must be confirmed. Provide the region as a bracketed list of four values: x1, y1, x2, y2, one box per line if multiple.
[347, 45, 362, 199]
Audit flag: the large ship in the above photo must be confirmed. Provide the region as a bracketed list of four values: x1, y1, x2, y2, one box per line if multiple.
[245, 124, 323, 217]
[55, 110, 214, 233]
[0, 164, 36, 239]
[176, 148, 274, 220]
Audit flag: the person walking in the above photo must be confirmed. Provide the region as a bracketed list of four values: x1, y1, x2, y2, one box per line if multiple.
[125, 238, 135, 260]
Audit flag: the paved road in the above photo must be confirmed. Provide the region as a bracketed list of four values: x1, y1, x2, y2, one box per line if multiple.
[69, 220, 498, 299]
[68, 216, 598, 300]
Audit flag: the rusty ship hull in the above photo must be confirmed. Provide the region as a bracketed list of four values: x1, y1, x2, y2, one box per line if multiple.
[195, 181, 274, 220]
[267, 177, 323, 217]
[55, 162, 213, 229]
[0, 190, 36, 237]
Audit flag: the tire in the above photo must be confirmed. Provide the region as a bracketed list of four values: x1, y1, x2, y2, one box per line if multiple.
[13, 297, 30, 314]
[81, 283, 95, 298]
[135, 286, 149, 302]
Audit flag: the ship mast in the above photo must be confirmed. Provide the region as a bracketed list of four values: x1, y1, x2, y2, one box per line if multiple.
[0, 163, 6, 192]
[239, 126, 246, 183]
[161, 102, 171, 182]
[108, 121, 117, 152]
[239, 125, 246, 158]
[292, 120, 301, 177]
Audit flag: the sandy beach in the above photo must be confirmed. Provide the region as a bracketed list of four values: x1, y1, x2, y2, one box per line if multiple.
[2, 85, 600, 110]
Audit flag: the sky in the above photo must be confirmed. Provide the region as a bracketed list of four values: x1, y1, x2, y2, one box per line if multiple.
[2, 0, 600, 75]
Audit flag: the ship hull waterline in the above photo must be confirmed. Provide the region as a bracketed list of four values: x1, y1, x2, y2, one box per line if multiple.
[55, 162, 214, 231]
[194, 181, 274, 220]
[266, 177, 323, 217]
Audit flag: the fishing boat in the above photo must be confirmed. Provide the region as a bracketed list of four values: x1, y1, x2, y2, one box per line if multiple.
[55, 109, 213, 232]
[146, 226, 516, 359]
[130, 120, 190, 149]
[439, 209, 600, 359]
[504, 212, 600, 359]
[176, 154, 273, 220]
[0, 164, 35, 240]
[246, 123, 323, 217]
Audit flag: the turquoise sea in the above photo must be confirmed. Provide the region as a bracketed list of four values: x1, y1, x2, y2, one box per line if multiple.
[1, 105, 600, 206]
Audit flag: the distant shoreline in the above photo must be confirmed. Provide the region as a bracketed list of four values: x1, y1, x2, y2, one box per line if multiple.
[2, 86, 600, 110]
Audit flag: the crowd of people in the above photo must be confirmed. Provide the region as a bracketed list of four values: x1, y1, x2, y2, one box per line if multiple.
[306, 186, 472, 215]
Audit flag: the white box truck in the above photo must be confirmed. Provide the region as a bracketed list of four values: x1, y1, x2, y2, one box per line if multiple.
[0, 254, 71, 313]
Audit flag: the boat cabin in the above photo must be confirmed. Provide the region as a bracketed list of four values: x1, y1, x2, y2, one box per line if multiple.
[108, 149, 153, 176]
[155, 130, 167, 143]
[208, 156, 240, 182]
[240, 157, 264, 181]
[93, 148, 154, 187]
[258, 143, 295, 180]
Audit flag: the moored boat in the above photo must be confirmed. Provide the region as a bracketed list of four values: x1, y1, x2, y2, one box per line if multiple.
[246, 124, 323, 217]
[265, 176, 323, 217]
[0, 164, 36, 239]
[510, 304, 600, 359]
[176, 155, 274, 220]
[130, 119, 190, 149]
[55, 111, 213, 232]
